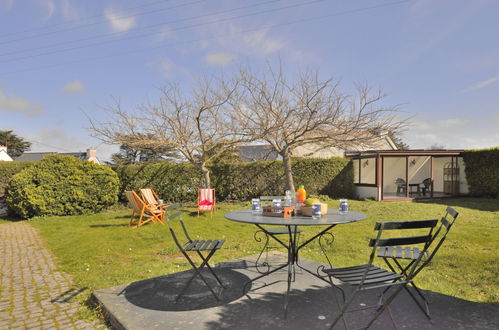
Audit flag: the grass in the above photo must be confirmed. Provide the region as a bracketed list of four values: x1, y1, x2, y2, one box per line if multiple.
[13, 198, 499, 312]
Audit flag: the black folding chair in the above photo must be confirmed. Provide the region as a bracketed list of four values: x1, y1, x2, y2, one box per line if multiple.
[254, 196, 302, 273]
[377, 206, 459, 318]
[322, 219, 438, 329]
[164, 203, 226, 302]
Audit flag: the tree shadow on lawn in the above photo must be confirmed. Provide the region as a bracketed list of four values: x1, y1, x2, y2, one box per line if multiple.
[414, 197, 499, 212]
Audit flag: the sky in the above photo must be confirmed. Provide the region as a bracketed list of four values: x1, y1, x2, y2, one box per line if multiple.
[0, 0, 498, 161]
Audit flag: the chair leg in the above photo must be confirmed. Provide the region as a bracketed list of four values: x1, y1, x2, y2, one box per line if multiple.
[365, 283, 406, 329]
[196, 250, 225, 288]
[176, 249, 220, 302]
[329, 286, 361, 330]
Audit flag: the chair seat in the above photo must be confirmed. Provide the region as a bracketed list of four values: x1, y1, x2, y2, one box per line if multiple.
[264, 227, 302, 235]
[184, 239, 225, 251]
[378, 246, 426, 260]
[322, 264, 403, 285]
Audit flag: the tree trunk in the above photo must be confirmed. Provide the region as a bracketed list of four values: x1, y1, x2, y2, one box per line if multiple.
[282, 152, 295, 192]
[200, 163, 211, 188]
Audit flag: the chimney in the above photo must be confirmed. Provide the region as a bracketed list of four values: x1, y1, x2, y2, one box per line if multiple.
[86, 149, 100, 164]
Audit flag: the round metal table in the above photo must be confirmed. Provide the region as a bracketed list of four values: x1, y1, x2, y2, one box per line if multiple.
[224, 209, 367, 316]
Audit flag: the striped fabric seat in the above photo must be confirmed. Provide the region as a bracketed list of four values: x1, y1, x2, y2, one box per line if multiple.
[124, 190, 165, 228]
[198, 188, 216, 217]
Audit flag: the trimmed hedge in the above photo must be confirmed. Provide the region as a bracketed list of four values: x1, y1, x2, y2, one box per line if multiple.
[6, 155, 119, 218]
[463, 147, 499, 198]
[113, 157, 354, 202]
[0, 161, 33, 196]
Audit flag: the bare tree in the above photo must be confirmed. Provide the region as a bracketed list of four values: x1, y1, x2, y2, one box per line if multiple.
[231, 66, 406, 191]
[89, 78, 247, 188]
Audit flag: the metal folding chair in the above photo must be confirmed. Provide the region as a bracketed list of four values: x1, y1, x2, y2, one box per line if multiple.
[164, 203, 225, 302]
[322, 219, 438, 329]
[254, 196, 302, 273]
[377, 206, 459, 318]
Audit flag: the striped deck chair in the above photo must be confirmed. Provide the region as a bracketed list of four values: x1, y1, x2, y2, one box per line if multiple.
[198, 188, 216, 217]
[125, 191, 165, 228]
[140, 188, 167, 210]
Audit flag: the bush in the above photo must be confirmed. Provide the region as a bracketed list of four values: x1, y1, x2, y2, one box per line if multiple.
[463, 147, 499, 198]
[0, 161, 33, 197]
[113, 157, 354, 202]
[6, 155, 119, 218]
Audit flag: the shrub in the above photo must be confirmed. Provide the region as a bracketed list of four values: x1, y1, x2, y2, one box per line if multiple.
[463, 147, 499, 198]
[0, 161, 33, 197]
[113, 157, 354, 202]
[6, 155, 119, 218]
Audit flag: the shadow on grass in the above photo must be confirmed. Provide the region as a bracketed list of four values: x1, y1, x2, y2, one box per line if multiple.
[89, 224, 129, 228]
[414, 197, 499, 212]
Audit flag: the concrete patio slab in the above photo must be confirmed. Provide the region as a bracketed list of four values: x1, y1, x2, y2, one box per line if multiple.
[92, 253, 499, 329]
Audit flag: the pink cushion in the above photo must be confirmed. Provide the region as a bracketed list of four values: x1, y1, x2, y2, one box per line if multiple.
[199, 199, 213, 206]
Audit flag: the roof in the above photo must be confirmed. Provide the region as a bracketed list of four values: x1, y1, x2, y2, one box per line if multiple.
[237, 145, 280, 161]
[345, 149, 465, 158]
[14, 152, 88, 162]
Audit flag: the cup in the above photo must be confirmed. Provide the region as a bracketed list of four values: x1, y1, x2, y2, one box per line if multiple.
[339, 199, 348, 213]
[312, 203, 322, 220]
[158, 199, 164, 205]
[251, 198, 260, 214]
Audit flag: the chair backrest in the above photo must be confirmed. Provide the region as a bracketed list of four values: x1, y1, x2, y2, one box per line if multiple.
[365, 219, 438, 282]
[125, 191, 145, 213]
[422, 178, 432, 188]
[140, 188, 159, 205]
[414, 206, 459, 275]
[164, 203, 192, 249]
[395, 178, 406, 185]
[198, 188, 216, 207]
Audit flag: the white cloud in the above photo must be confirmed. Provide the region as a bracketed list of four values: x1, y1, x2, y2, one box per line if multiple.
[0, 89, 44, 116]
[105, 8, 136, 32]
[61, 80, 85, 93]
[462, 76, 499, 92]
[205, 52, 236, 67]
[36, 0, 55, 20]
[403, 116, 499, 150]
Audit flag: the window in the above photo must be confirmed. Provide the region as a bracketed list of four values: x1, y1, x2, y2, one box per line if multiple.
[353, 158, 376, 185]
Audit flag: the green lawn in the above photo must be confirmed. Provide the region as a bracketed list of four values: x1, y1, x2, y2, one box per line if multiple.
[19, 198, 499, 310]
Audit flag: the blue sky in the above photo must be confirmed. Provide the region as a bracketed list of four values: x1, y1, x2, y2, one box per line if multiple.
[1, 0, 498, 161]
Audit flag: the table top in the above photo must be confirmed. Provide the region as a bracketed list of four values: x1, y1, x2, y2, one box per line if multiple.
[224, 209, 366, 226]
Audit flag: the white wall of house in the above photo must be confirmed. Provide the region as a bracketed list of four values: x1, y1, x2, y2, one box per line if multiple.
[0, 146, 13, 161]
[355, 186, 379, 200]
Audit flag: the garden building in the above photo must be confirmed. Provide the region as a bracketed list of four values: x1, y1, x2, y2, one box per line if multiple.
[346, 149, 468, 201]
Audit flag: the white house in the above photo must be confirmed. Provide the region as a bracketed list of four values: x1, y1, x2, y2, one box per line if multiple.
[0, 145, 13, 161]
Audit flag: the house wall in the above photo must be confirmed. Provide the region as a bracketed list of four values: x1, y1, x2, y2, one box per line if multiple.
[355, 186, 379, 200]
[0, 147, 13, 162]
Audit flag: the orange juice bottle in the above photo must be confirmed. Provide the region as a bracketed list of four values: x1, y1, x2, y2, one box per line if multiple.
[296, 185, 307, 204]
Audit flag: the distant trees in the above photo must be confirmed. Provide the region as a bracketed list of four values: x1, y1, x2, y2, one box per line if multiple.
[388, 131, 410, 150]
[0, 130, 31, 158]
[110, 134, 180, 165]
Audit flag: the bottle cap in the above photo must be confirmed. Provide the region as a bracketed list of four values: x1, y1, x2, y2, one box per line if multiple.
[299, 185, 304, 188]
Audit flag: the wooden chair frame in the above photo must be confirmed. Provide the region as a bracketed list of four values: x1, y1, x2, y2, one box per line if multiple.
[125, 190, 165, 228]
[140, 188, 167, 210]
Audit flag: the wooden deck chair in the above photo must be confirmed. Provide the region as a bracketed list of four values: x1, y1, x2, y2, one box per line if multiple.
[124, 190, 165, 228]
[140, 188, 167, 210]
[198, 188, 216, 217]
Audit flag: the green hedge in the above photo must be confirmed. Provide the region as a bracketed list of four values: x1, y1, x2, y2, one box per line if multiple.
[463, 147, 499, 198]
[7, 155, 119, 218]
[0, 161, 33, 196]
[113, 157, 354, 202]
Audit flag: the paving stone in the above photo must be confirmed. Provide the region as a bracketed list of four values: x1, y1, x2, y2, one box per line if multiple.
[0, 222, 105, 329]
